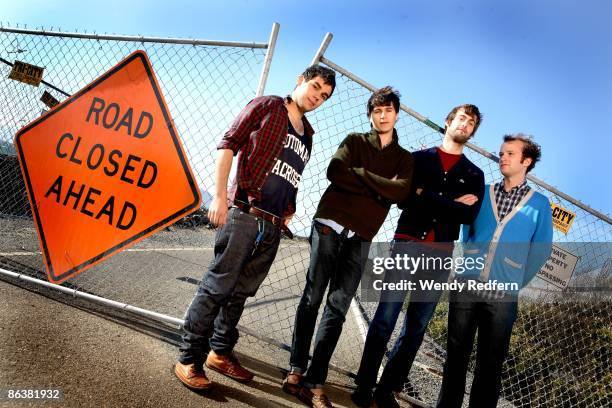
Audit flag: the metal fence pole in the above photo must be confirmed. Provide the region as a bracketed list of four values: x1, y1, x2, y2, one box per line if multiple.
[319, 54, 611, 224]
[255, 22, 280, 97]
[305, 48, 612, 408]
[310, 33, 333, 66]
[0, 26, 268, 48]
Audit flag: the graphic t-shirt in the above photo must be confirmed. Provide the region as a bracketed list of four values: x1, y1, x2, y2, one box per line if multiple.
[258, 122, 311, 217]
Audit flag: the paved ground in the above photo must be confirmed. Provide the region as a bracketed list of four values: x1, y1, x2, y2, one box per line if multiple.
[0, 216, 427, 407]
[0, 217, 386, 392]
[0, 277, 370, 408]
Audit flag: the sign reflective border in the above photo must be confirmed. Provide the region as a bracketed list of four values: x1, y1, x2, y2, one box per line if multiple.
[14, 50, 201, 283]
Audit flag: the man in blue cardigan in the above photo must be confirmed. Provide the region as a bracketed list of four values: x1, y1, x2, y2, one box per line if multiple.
[437, 134, 553, 408]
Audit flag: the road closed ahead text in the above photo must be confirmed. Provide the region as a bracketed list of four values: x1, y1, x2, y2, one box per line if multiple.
[44, 97, 159, 230]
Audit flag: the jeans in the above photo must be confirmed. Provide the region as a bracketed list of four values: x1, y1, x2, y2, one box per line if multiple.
[356, 241, 450, 392]
[437, 289, 518, 408]
[179, 207, 281, 366]
[289, 220, 369, 388]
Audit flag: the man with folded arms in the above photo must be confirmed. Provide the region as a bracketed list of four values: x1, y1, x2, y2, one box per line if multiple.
[353, 104, 485, 408]
[284, 86, 414, 408]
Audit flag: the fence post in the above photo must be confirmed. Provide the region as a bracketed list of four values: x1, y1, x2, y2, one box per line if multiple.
[255, 22, 280, 97]
[310, 32, 333, 66]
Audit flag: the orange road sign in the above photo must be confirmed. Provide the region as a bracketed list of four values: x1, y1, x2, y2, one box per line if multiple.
[14, 50, 201, 283]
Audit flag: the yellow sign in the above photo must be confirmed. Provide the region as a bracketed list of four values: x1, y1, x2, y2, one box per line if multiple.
[550, 203, 576, 234]
[8, 60, 44, 87]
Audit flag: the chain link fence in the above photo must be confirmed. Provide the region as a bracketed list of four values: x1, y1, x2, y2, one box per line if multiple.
[1, 25, 610, 407]
[299, 56, 611, 407]
[0, 24, 276, 344]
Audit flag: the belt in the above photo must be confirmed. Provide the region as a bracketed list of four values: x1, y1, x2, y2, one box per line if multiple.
[233, 201, 294, 239]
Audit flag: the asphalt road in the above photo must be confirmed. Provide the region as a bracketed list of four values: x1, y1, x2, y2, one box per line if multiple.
[0, 277, 367, 408]
[0, 217, 373, 383]
[0, 216, 422, 407]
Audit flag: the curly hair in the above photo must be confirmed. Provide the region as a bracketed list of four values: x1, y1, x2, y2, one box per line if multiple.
[503, 133, 542, 173]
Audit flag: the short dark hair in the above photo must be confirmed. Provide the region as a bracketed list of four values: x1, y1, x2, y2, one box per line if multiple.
[302, 65, 336, 97]
[367, 86, 401, 116]
[445, 104, 483, 135]
[503, 133, 541, 173]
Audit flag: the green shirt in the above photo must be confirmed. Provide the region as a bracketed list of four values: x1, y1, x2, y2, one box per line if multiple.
[314, 129, 414, 240]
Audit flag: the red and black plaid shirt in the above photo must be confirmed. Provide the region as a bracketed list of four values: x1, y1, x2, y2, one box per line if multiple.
[217, 95, 314, 215]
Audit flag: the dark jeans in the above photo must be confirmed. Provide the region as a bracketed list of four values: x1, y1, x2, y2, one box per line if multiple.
[356, 241, 450, 393]
[179, 207, 281, 366]
[437, 289, 518, 408]
[289, 220, 369, 388]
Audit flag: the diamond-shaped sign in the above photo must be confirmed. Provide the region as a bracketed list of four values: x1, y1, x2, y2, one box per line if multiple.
[14, 50, 201, 283]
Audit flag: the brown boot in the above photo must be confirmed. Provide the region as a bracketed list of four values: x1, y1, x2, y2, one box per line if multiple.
[282, 372, 303, 396]
[205, 350, 254, 383]
[174, 362, 212, 391]
[299, 387, 333, 408]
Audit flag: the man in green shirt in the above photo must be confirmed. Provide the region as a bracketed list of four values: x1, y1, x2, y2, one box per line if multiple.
[284, 87, 414, 408]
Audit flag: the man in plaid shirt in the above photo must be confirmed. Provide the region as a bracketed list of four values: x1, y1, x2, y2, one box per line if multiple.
[175, 65, 336, 391]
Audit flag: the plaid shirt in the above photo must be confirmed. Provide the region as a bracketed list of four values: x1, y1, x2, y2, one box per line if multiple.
[494, 179, 530, 221]
[217, 95, 314, 215]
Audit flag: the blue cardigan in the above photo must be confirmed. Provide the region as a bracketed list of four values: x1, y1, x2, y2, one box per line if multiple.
[459, 184, 553, 290]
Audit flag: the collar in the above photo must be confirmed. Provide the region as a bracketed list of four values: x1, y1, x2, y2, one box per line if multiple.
[367, 128, 398, 150]
[496, 179, 529, 194]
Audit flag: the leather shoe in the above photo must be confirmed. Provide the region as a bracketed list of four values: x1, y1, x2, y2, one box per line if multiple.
[299, 387, 333, 408]
[282, 372, 303, 396]
[174, 362, 212, 391]
[205, 350, 254, 382]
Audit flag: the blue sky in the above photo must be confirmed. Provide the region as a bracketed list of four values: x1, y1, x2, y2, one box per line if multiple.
[3, 0, 611, 216]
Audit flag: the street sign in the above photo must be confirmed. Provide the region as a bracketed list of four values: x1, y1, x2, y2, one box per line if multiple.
[550, 202, 576, 234]
[8, 60, 44, 86]
[14, 50, 201, 283]
[40, 90, 60, 108]
[537, 244, 579, 289]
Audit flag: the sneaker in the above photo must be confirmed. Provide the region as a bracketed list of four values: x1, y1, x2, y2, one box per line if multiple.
[373, 389, 400, 408]
[350, 386, 373, 407]
[205, 350, 254, 383]
[174, 362, 212, 391]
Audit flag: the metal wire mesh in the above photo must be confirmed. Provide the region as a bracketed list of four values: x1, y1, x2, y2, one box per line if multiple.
[1, 25, 610, 408]
[0, 26, 267, 329]
[301, 63, 611, 407]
